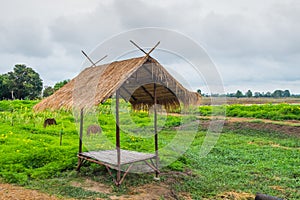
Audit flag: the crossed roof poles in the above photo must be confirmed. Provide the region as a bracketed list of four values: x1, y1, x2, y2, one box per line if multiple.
[81, 40, 160, 68]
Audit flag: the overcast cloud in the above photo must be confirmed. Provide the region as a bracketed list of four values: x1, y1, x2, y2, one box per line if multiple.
[0, 0, 299, 94]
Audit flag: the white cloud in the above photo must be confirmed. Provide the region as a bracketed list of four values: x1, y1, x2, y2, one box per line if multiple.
[0, 0, 299, 93]
[0, 19, 52, 57]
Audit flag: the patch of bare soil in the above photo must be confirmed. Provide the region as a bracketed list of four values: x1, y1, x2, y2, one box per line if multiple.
[225, 116, 300, 127]
[213, 191, 255, 200]
[1, 176, 191, 200]
[269, 185, 285, 192]
[224, 120, 300, 137]
[110, 183, 173, 200]
[0, 183, 66, 200]
[71, 178, 192, 200]
[71, 179, 112, 194]
[199, 116, 300, 137]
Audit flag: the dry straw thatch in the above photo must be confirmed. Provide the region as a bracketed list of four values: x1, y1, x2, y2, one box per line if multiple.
[34, 55, 201, 112]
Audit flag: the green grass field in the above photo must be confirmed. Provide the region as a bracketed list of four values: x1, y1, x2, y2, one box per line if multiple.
[0, 100, 299, 199]
[199, 103, 300, 120]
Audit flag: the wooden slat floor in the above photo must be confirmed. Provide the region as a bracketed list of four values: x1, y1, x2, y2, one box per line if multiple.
[80, 149, 156, 166]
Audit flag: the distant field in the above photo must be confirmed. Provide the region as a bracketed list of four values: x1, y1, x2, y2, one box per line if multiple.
[199, 103, 300, 121]
[201, 97, 300, 105]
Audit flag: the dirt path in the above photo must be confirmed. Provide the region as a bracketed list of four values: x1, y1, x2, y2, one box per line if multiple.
[73, 179, 183, 200]
[198, 116, 300, 137]
[0, 180, 188, 200]
[199, 116, 300, 126]
[0, 181, 256, 200]
[0, 183, 64, 200]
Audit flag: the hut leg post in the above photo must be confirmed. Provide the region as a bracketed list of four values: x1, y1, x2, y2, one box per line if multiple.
[76, 158, 85, 171]
[116, 89, 121, 185]
[154, 83, 159, 179]
[77, 108, 84, 171]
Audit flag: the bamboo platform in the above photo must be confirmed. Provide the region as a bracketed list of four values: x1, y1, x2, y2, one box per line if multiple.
[79, 149, 156, 167]
[77, 149, 159, 185]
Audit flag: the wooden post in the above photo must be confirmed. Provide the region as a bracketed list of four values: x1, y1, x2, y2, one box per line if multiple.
[79, 108, 83, 154]
[77, 108, 84, 172]
[154, 83, 159, 178]
[60, 129, 63, 146]
[116, 89, 121, 185]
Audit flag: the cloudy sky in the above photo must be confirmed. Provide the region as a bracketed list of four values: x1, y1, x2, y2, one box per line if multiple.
[0, 0, 299, 94]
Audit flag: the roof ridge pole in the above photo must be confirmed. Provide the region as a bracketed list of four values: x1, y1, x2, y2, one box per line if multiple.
[116, 89, 121, 185]
[154, 83, 159, 179]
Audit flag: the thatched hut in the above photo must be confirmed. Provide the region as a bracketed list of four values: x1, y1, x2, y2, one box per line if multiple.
[34, 55, 201, 185]
[34, 56, 200, 111]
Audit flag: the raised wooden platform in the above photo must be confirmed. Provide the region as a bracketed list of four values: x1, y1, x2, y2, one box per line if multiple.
[79, 149, 156, 166]
[77, 149, 159, 185]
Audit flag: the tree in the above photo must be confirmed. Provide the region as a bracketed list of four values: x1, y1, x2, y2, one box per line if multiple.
[235, 90, 243, 98]
[254, 92, 261, 98]
[283, 90, 290, 97]
[197, 89, 201, 95]
[7, 64, 43, 99]
[226, 93, 235, 97]
[0, 74, 11, 99]
[54, 79, 70, 91]
[43, 86, 55, 97]
[272, 90, 283, 98]
[245, 90, 253, 98]
[265, 92, 271, 97]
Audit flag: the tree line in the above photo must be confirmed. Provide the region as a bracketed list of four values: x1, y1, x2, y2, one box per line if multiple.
[227, 89, 294, 98]
[197, 89, 300, 98]
[0, 64, 69, 100]
[1, 64, 299, 100]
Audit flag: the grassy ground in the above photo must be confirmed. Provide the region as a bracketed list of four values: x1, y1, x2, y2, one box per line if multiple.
[181, 127, 300, 199]
[0, 100, 299, 199]
[199, 103, 300, 120]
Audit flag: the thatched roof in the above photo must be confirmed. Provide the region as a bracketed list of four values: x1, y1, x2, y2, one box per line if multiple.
[34, 56, 201, 112]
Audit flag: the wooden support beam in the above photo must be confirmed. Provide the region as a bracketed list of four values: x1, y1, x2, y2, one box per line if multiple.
[119, 92, 128, 103]
[144, 160, 160, 173]
[144, 66, 178, 98]
[77, 108, 84, 172]
[121, 86, 137, 101]
[141, 85, 154, 101]
[165, 87, 178, 99]
[154, 83, 159, 178]
[116, 90, 121, 184]
[76, 158, 84, 171]
[79, 108, 83, 154]
[143, 65, 177, 99]
[143, 65, 161, 85]
[118, 164, 133, 185]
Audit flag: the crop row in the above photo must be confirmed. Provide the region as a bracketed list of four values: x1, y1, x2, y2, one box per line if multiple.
[199, 103, 300, 120]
